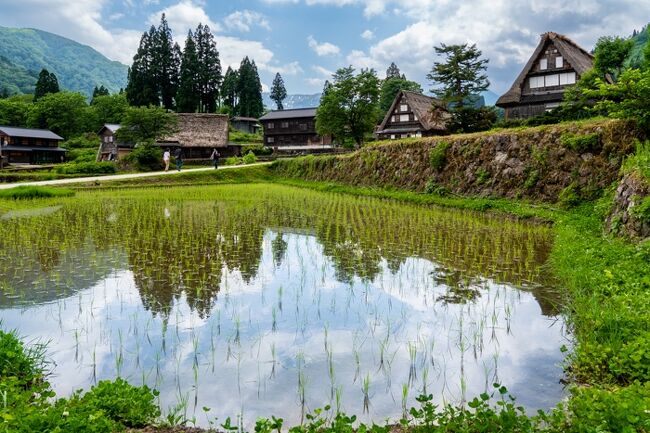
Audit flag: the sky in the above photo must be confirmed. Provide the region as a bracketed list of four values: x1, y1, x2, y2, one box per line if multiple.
[0, 0, 648, 96]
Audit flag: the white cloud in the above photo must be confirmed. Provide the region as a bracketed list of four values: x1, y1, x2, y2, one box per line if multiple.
[223, 10, 271, 33]
[149, 0, 222, 35]
[361, 29, 374, 40]
[312, 65, 334, 77]
[307, 35, 340, 56]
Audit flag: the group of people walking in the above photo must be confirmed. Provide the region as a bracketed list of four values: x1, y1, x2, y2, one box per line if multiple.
[162, 147, 220, 172]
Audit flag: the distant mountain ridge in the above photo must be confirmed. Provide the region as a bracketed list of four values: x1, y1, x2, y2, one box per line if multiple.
[0, 26, 128, 96]
[263, 92, 321, 110]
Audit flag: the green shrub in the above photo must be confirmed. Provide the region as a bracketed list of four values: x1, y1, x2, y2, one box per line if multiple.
[242, 151, 257, 164]
[560, 132, 601, 153]
[475, 167, 490, 185]
[609, 331, 650, 383]
[241, 144, 272, 156]
[630, 195, 650, 224]
[0, 186, 75, 199]
[123, 143, 162, 172]
[66, 147, 96, 163]
[61, 134, 100, 149]
[229, 129, 263, 144]
[524, 169, 540, 189]
[424, 179, 448, 196]
[54, 161, 116, 175]
[429, 141, 450, 172]
[558, 183, 582, 208]
[622, 140, 650, 180]
[225, 156, 243, 166]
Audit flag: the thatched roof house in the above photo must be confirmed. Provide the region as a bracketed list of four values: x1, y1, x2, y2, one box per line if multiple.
[496, 32, 594, 119]
[97, 113, 233, 162]
[376, 91, 450, 139]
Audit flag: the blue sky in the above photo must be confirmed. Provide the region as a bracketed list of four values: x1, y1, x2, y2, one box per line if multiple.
[0, 0, 648, 95]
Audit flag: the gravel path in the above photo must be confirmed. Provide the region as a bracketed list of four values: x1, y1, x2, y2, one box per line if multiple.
[0, 162, 272, 190]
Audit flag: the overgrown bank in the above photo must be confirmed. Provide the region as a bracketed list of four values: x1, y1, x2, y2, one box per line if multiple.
[273, 119, 643, 204]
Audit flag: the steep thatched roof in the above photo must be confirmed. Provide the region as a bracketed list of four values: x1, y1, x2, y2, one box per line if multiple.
[377, 91, 450, 133]
[162, 113, 229, 148]
[496, 32, 594, 106]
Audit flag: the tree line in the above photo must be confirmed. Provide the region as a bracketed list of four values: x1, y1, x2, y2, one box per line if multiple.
[125, 14, 271, 118]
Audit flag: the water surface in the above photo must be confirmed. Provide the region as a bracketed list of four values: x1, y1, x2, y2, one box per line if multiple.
[0, 185, 566, 427]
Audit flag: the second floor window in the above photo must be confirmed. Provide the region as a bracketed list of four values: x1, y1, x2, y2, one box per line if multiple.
[267, 122, 274, 129]
[281, 122, 289, 128]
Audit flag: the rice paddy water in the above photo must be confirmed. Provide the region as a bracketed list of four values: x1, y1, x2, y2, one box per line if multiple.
[0, 184, 567, 427]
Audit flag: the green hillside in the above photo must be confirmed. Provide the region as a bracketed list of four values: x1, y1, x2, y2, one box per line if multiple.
[626, 24, 649, 68]
[0, 56, 38, 95]
[0, 27, 128, 96]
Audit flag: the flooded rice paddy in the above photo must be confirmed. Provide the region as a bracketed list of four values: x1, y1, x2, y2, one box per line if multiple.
[0, 184, 567, 427]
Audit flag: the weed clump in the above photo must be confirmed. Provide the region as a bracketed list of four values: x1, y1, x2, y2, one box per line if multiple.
[560, 132, 601, 153]
[429, 141, 450, 172]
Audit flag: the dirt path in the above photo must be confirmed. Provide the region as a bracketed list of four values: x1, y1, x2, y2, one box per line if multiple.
[0, 162, 272, 190]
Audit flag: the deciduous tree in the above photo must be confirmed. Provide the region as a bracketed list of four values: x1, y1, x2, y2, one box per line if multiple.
[316, 67, 380, 147]
[116, 106, 178, 144]
[594, 36, 634, 80]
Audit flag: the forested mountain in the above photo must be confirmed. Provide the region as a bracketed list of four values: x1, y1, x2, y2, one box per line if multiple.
[626, 24, 649, 68]
[0, 26, 128, 96]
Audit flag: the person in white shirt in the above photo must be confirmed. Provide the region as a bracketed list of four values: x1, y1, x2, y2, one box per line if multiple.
[163, 149, 171, 172]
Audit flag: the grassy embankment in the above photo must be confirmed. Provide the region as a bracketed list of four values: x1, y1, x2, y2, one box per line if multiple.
[2, 120, 650, 431]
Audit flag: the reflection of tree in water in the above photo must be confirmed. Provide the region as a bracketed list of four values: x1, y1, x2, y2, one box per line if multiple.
[0, 185, 561, 317]
[271, 232, 288, 267]
[432, 267, 482, 305]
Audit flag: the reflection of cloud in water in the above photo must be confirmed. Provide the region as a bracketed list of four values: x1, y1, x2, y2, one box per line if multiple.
[0, 232, 567, 428]
[1, 205, 61, 220]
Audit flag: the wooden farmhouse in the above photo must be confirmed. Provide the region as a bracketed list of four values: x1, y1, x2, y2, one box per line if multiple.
[231, 116, 261, 134]
[0, 126, 66, 165]
[496, 32, 594, 119]
[259, 108, 332, 147]
[97, 113, 232, 161]
[375, 91, 450, 140]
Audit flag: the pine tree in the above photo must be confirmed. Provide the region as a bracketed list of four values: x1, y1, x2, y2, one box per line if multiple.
[1, 87, 10, 99]
[176, 31, 201, 113]
[270, 72, 287, 110]
[34, 69, 59, 101]
[427, 43, 489, 108]
[221, 67, 239, 110]
[386, 62, 401, 79]
[236, 57, 264, 118]
[92, 85, 110, 103]
[154, 14, 181, 110]
[126, 28, 158, 107]
[194, 24, 222, 113]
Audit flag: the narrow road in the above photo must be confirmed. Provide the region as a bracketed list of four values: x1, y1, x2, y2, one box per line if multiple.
[0, 162, 272, 190]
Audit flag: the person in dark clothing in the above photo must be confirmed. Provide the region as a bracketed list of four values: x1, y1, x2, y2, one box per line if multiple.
[210, 148, 220, 169]
[174, 147, 183, 171]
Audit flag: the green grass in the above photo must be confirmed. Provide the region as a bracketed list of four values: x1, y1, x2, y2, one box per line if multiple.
[0, 185, 74, 199]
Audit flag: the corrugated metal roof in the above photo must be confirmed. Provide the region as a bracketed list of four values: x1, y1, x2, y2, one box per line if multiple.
[232, 116, 259, 122]
[0, 126, 63, 140]
[259, 108, 317, 121]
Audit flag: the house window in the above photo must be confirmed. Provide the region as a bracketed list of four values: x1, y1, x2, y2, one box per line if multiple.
[267, 137, 274, 143]
[529, 76, 545, 89]
[267, 122, 274, 129]
[559, 72, 576, 85]
[413, 114, 418, 121]
[109, 136, 113, 143]
[555, 56, 563, 68]
[400, 114, 410, 122]
[545, 74, 560, 87]
[299, 123, 307, 131]
[415, 132, 422, 138]
[390, 134, 396, 139]
[401, 134, 408, 138]
[392, 115, 397, 122]
[400, 104, 408, 112]
[281, 122, 289, 128]
[539, 58, 548, 70]
[545, 102, 560, 112]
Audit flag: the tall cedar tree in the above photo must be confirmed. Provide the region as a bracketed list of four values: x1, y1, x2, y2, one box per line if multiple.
[270, 72, 287, 110]
[316, 67, 380, 147]
[34, 69, 59, 101]
[427, 43, 489, 108]
[176, 31, 201, 113]
[221, 67, 239, 110]
[194, 24, 222, 112]
[236, 57, 264, 118]
[385, 62, 403, 79]
[154, 14, 181, 110]
[126, 28, 158, 107]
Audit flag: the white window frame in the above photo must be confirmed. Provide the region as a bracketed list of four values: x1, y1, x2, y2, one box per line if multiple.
[392, 115, 397, 122]
[555, 56, 563, 68]
[400, 114, 410, 122]
[539, 58, 548, 70]
[559, 72, 576, 85]
[390, 134, 396, 139]
[267, 122, 274, 129]
[400, 104, 408, 112]
[281, 121, 289, 128]
[529, 76, 545, 89]
[545, 74, 560, 87]
[267, 137, 274, 143]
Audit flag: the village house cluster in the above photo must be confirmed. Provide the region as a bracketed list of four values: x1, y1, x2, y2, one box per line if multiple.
[0, 32, 595, 166]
